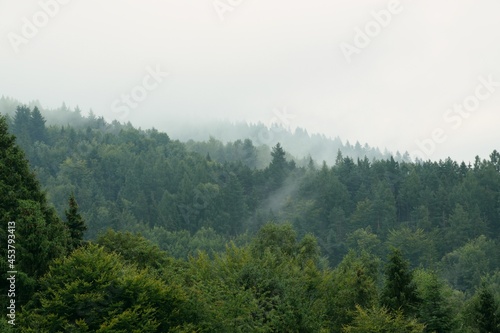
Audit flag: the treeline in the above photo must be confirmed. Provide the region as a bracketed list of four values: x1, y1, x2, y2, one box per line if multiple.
[0, 106, 499, 331]
[0, 95, 405, 164]
[13, 226, 500, 332]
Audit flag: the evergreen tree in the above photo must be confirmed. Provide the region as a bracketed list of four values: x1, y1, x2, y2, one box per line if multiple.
[242, 138, 257, 168]
[29, 106, 47, 143]
[371, 180, 397, 235]
[473, 284, 500, 333]
[382, 248, 420, 316]
[415, 270, 455, 333]
[65, 193, 87, 251]
[326, 250, 380, 332]
[12, 105, 32, 149]
[0, 115, 69, 308]
[268, 142, 288, 187]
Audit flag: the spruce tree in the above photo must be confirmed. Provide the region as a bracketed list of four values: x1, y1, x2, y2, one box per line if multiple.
[0, 115, 69, 308]
[381, 248, 420, 316]
[11, 105, 32, 149]
[65, 193, 87, 251]
[269, 142, 287, 188]
[417, 272, 454, 333]
[29, 106, 47, 143]
[474, 284, 499, 333]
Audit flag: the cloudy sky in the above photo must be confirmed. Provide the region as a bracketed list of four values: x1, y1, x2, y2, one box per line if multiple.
[1, 0, 499, 162]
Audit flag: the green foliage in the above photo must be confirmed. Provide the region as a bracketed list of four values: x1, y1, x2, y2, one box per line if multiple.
[441, 236, 498, 292]
[178, 224, 328, 332]
[463, 283, 500, 333]
[65, 193, 87, 251]
[474, 285, 499, 333]
[386, 226, 436, 268]
[268, 142, 289, 188]
[30, 106, 48, 143]
[2, 104, 500, 331]
[413, 269, 456, 332]
[325, 250, 380, 332]
[342, 305, 425, 333]
[251, 223, 298, 258]
[19, 244, 191, 332]
[346, 227, 381, 255]
[96, 229, 173, 271]
[0, 115, 70, 308]
[0, 318, 14, 332]
[443, 204, 487, 251]
[381, 248, 420, 316]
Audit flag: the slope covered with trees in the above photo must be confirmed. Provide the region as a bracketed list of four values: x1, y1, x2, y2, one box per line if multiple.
[0, 96, 406, 165]
[0, 106, 499, 331]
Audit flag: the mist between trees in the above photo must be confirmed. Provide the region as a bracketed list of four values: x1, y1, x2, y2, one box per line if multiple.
[1, 103, 499, 332]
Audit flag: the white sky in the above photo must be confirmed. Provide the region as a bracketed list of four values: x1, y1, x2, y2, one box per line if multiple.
[1, 0, 499, 162]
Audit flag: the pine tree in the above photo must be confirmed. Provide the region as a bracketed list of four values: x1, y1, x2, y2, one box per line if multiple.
[269, 143, 288, 188]
[474, 284, 499, 333]
[0, 115, 69, 308]
[29, 106, 47, 143]
[65, 193, 87, 251]
[12, 105, 32, 149]
[416, 271, 455, 333]
[242, 138, 257, 168]
[382, 248, 420, 316]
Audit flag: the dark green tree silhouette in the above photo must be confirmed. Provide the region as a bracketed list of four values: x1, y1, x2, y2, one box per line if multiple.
[268, 142, 288, 187]
[473, 284, 499, 333]
[382, 248, 420, 316]
[29, 106, 47, 143]
[0, 115, 69, 308]
[416, 271, 455, 333]
[65, 193, 87, 251]
[12, 105, 32, 149]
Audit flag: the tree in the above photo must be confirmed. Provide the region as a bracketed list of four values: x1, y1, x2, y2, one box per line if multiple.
[386, 227, 436, 268]
[0, 115, 69, 308]
[371, 180, 397, 235]
[381, 248, 420, 316]
[443, 204, 487, 251]
[242, 138, 257, 169]
[414, 269, 455, 333]
[251, 222, 297, 258]
[65, 193, 87, 251]
[350, 199, 374, 232]
[219, 174, 247, 235]
[441, 236, 497, 292]
[11, 105, 31, 148]
[96, 229, 174, 272]
[268, 143, 288, 188]
[325, 250, 380, 332]
[346, 227, 381, 256]
[342, 305, 425, 333]
[471, 284, 500, 333]
[19, 244, 193, 332]
[30, 106, 47, 143]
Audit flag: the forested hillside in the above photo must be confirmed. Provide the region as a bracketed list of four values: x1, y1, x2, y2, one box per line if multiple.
[0, 96, 405, 165]
[1, 106, 499, 332]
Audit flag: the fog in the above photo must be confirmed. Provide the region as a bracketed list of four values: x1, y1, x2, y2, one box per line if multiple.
[1, 0, 500, 162]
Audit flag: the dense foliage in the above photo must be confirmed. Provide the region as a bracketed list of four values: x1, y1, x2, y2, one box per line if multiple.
[0, 106, 499, 331]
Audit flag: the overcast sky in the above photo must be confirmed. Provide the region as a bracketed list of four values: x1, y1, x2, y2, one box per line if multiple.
[1, 0, 499, 162]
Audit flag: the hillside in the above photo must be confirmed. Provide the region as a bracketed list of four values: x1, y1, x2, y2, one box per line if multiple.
[0, 105, 499, 331]
[0, 96, 410, 166]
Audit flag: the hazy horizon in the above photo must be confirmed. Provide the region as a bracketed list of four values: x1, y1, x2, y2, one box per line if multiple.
[2, 0, 499, 162]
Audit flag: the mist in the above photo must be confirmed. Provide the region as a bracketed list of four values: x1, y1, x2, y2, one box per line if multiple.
[1, 0, 500, 162]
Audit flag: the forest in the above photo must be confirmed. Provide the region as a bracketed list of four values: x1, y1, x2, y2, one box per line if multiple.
[0, 105, 499, 332]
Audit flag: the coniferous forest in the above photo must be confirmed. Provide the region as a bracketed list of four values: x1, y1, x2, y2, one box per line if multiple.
[1, 105, 500, 332]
